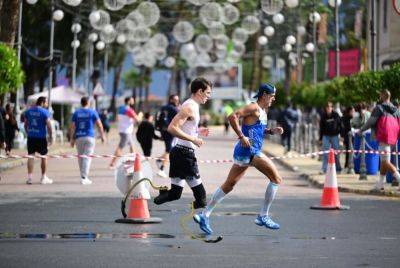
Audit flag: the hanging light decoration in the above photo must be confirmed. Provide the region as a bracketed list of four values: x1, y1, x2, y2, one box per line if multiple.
[261, 0, 284, 15]
[221, 3, 240, 25]
[195, 34, 213, 53]
[232, 28, 248, 44]
[241, 15, 260, 35]
[136, 1, 160, 27]
[104, 0, 126, 11]
[173, 21, 194, 43]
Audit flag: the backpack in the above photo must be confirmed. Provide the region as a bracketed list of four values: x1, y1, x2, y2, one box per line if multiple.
[155, 108, 168, 132]
[375, 107, 400, 145]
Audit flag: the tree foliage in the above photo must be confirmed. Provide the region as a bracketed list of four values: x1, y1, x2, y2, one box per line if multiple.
[0, 43, 24, 95]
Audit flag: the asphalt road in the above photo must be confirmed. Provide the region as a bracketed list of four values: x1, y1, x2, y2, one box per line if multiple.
[0, 128, 399, 267]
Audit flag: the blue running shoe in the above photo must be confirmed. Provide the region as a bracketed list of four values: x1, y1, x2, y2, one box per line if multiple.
[193, 213, 213, 235]
[254, 215, 280, 230]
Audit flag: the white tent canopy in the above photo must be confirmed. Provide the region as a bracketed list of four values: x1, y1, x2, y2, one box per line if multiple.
[27, 85, 84, 105]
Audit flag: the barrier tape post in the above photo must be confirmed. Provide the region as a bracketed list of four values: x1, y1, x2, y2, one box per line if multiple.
[347, 131, 355, 174]
[358, 134, 368, 180]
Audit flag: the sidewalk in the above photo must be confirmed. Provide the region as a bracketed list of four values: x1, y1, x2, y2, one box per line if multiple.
[264, 140, 400, 198]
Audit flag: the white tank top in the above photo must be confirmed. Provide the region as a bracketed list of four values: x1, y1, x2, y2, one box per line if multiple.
[175, 98, 200, 150]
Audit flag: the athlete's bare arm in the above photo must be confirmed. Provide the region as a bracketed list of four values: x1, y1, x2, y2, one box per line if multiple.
[228, 103, 259, 148]
[168, 104, 203, 147]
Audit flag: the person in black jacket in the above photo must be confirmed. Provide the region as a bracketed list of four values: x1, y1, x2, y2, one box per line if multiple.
[319, 101, 342, 173]
[0, 111, 5, 151]
[340, 106, 355, 169]
[4, 103, 19, 155]
[278, 102, 299, 154]
[136, 113, 161, 157]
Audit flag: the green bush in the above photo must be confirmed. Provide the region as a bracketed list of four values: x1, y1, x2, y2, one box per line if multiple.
[289, 63, 400, 107]
[0, 44, 24, 95]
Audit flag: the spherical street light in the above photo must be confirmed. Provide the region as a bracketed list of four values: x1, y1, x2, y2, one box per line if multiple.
[258, 36, 268, 46]
[285, 0, 299, 8]
[309, 11, 321, 23]
[305, 42, 315, 52]
[53, 10, 64, 21]
[286, 35, 296, 45]
[71, 23, 81, 34]
[164, 56, 176, 68]
[116, 34, 127, 44]
[96, 41, 105, 50]
[283, 43, 292, 52]
[89, 10, 101, 24]
[264, 26, 275, 37]
[71, 40, 80, 48]
[26, 0, 38, 4]
[272, 13, 284, 25]
[297, 25, 306, 36]
[328, 0, 342, 7]
[88, 33, 98, 43]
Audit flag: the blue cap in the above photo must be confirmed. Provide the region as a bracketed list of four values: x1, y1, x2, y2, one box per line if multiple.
[253, 83, 276, 98]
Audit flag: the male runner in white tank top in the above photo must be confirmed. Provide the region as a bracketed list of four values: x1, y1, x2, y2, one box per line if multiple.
[154, 77, 212, 209]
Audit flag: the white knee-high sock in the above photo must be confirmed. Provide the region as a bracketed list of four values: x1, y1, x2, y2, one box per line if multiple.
[202, 187, 226, 218]
[260, 182, 279, 217]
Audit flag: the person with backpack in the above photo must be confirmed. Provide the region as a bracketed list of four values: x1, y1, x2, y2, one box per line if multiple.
[359, 90, 400, 190]
[155, 94, 180, 178]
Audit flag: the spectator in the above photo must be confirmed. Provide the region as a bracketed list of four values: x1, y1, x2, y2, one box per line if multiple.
[340, 106, 355, 169]
[155, 94, 180, 178]
[0, 111, 5, 152]
[319, 101, 342, 174]
[70, 97, 106, 185]
[136, 112, 161, 157]
[278, 102, 299, 154]
[4, 103, 19, 155]
[0, 111, 4, 180]
[24, 96, 53, 185]
[352, 102, 371, 129]
[359, 90, 400, 190]
[109, 97, 139, 168]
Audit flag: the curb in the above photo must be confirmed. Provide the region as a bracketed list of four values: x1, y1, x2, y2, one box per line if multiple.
[264, 150, 400, 198]
[0, 147, 75, 172]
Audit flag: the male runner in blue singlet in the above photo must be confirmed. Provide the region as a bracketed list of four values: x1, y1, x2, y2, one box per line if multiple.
[194, 83, 284, 234]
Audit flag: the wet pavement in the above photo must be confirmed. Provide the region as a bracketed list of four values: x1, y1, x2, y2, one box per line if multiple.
[0, 127, 399, 267]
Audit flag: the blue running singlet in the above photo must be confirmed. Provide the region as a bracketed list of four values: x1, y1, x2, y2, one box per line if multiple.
[233, 104, 268, 166]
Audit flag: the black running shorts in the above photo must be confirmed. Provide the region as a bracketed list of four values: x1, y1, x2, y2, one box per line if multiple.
[169, 144, 200, 180]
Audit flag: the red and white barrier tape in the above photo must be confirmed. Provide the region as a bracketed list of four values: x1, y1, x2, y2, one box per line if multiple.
[1, 149, 399, 163]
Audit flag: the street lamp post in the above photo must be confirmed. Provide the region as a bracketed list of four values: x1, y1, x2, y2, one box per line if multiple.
[87, 33, 98, 95]
[329, 0, 342, 78]
[48, 2, 64, 111]
[71, 23, 81, 90]
[16, 0, 38, 117]
[104, 45, 108, 94]
[370, 0, 377, 71]
[309, 10, 321, 85]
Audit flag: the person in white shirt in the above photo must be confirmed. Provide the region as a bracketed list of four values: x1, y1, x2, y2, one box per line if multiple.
[153, 77, 212, 210]
[109, 97, 139, 168]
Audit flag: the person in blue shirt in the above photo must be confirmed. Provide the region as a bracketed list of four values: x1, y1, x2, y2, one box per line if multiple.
[193, 83, 284, 235]
[24, 97, 53, 185]
[70, 97, 105, 185]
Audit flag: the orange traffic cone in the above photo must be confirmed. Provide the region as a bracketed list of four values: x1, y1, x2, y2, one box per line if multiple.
[116, 154, 162, 223]
[311, 149, 350, 210]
